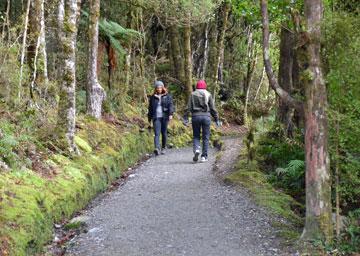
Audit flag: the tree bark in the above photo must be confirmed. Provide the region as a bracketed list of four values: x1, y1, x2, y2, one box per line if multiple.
[86, 0, 105, 119]
[199, 23, 210, 80]
[1, 0, 10, 43]
[260, 0, 302, 112]
[18, 0, 31, 100]
[28, 0, 48, 86]
[168, 25, 185, 83]
[57, 0, 80, 154]
[261, 0, 332, 242]
[216, 2, 230, 86]
[183, 15, 193, 97]
[301, 0, 332, 242]
[211, 1, 230, 99]
[124, 10, 133, 91]
[277, 26, 295, 136]
[243, 28, 257, 99]
[29, 0, 48, 100]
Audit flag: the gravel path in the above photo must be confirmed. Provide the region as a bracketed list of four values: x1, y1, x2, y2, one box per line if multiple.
[66, 145, 284, 256]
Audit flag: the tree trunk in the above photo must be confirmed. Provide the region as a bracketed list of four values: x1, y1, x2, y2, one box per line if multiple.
[212, 2, 230, 98]
[57, 0, 80, 154]
[260, 0, 302, 111]
[28, 0, 48, 88]
[124, 10, 133, 91]
[277, 26, 295, 136]
[301, 0, 332, 242]
[261, 0, 332, 242]
[18, 0, 31, 100]
[243, 28, 257, 100]
[199, 23, 210, 80]
[183, 15, 193, 97]
[244, 54, 258, 125]
[1, 0, 10, 43]
[168, 25, 185, 83]
[207, 20, 218, 84]
[86, 0, 105, 119]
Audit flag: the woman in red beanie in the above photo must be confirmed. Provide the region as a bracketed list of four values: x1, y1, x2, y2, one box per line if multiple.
[183, 80, 220, 162]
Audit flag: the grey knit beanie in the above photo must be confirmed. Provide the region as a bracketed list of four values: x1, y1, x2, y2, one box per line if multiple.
[154, 80, 164, 88]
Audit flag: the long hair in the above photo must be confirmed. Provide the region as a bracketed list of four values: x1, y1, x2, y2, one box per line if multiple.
[153, 86, 167, 95]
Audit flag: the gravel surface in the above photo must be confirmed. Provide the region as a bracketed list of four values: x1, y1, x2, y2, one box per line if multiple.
[66, 145, 285, 256]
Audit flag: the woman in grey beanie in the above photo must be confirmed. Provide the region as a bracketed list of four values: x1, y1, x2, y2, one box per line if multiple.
[148, 80, 174, 155]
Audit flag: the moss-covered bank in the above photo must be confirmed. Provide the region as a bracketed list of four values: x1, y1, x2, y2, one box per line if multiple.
[224, 154, 303, 244]
[0, 114, 192, 255]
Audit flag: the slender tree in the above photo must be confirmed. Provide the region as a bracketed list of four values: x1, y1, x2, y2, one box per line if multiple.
[86, 0, 105, 119]
[29, 0, 48, 100]
[183, 14, 193, 96]
[261, 0, 332, 241]
[168, 25, 185, 83]
[18, 0, 31, 100]
[57, 0, 81, 154]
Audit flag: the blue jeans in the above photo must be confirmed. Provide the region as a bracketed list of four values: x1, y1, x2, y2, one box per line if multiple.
[192, 115, 211, 157]
[153, 118, 169, 150]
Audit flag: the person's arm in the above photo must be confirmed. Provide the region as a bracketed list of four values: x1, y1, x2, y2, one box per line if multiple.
[148, 96, 153, 122]
[168, 94, 174, 119]
[208, 94, 219, 122]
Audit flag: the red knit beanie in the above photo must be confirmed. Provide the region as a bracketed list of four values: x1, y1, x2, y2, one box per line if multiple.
[196, 80, 207, 89]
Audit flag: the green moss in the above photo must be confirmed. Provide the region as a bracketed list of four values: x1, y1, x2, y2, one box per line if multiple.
[0, 112, 189, 255]
[225, 157, 303, 243]
[64, 221, 86, 231]
[75, 136, 92, 153]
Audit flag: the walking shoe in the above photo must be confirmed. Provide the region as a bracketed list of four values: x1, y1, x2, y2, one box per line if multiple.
[161, 148, 166, 155]
[200, 156, 208, 162]
[193, 150, 200, 162]
[154, 148, 160, 156]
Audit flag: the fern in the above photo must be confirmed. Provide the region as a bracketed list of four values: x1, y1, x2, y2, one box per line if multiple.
[81, 11, 142, 55]
[275, 159, 305, 191]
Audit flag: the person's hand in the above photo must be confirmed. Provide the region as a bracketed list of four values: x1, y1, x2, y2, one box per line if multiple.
[169, 115, 173, 121]
[216, 120, 222, 127]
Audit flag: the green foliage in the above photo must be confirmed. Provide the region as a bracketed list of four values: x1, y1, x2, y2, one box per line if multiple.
[323, 11, 360, 210]
[231, 0, 302, 28]
[338, 208, 360, 253]
[275, 160, 305, 193]
[82, 10, 142, 55]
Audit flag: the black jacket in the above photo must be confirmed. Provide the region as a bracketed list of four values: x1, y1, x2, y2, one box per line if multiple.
[148, 93, 174, 121]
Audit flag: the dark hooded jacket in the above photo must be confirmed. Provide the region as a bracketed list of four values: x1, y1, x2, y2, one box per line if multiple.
[148, 92, 174, 122]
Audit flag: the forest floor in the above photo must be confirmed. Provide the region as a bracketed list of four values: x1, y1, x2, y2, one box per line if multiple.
[53, 135, 297, 256]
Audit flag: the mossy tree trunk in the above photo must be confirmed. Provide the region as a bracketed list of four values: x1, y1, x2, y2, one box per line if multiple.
[28, 0, 48, 98]
[1, 0, 10, 44]
[301, 0, 332, 242]
[277, 26, 295, 136]
[261, 0, 332, 242]
[57, 0, 80, 154]
[86, 0, 105, 119]
[169, 25, 185, 83]
[183, 15, 193, 97]
[210, 1, 230, 99]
